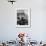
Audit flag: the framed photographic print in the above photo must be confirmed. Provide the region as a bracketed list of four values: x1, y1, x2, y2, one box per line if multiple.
[16, 8, 31, 28]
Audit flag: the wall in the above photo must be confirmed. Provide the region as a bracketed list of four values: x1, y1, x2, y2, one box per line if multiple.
[0, 0, 46, 42]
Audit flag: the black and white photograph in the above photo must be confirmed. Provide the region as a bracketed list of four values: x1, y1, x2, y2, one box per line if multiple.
[16, 8, 31, 28]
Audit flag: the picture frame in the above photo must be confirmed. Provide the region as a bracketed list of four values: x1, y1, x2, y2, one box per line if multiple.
[16, 8, 31, 28]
